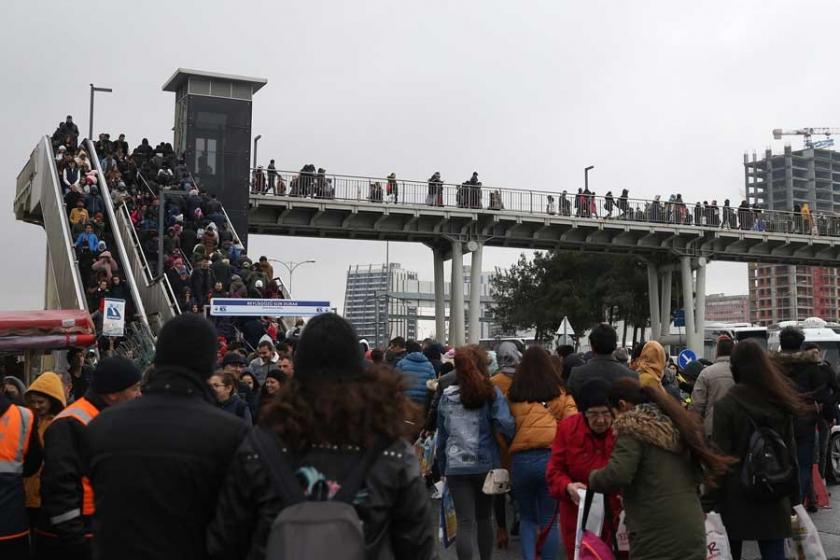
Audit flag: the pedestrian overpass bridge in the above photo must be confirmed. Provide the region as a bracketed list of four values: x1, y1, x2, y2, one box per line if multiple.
[249, 169, 840, 351]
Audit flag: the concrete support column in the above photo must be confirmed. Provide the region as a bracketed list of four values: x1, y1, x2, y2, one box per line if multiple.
[449, 240, 465, 346]
[681, 257, 698, 353]
[433, 250, 446, 343]
[647, 263, 661, 341]
[660, 269, 672, 340]
[695, 258, 707, 336]
[468, 242, 483, 344]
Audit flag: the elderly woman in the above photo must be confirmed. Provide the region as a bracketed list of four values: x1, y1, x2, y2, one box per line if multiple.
[546, 380, 619, 560]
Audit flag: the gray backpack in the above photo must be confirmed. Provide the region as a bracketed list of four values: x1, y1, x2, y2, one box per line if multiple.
[253, 428, 387, 560]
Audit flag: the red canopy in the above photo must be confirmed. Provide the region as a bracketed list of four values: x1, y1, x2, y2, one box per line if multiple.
[0, 310, 96, 350]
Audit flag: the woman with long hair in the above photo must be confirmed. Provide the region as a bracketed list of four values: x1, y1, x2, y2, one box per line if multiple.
[207, 313, 434, 559]
[507, 347, 576, 560]
[590, 378, 735, 560]
[711, 339, 805, 560]
[437, 347, 515, 560]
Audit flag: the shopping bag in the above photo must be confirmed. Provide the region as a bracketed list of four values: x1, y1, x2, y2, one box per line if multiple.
[574, 490, 611, 560]
[615, 511, 629, 553]
[482, 468, 511, 495]
[413, 435, 434, 477]
[704, 512, 732, 560]
[439, 482, 457, 548]
[812, 465, 830, 509]
[787, 505, 827, 560]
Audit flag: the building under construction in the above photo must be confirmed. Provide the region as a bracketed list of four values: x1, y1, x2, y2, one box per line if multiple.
[745, 145, 840, 325]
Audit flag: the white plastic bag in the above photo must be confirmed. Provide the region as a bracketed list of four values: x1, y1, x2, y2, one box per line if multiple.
[574, 490, 605, 560]
[705, 512, 732, 560]
[787, 505, 827, 560]
[615, 510, 629, 553]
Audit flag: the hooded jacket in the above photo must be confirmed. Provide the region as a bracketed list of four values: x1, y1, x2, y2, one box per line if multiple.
[590, 404, 706, 560]
[490, 341, 521, 396]
[436, 385, 514, 475]
[710, 384, 798, 541]
[637, 341, 666, 389]
[395, 352, 436, 404]
[24, 372, 66, 509]
[86, 366, 249, 560]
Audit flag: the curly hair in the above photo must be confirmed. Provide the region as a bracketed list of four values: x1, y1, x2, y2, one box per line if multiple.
[259, 364, 421, 450]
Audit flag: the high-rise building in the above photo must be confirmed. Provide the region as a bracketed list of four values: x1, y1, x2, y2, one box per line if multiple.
[745, 146, 840, 325]
[705, 293, 750, 323]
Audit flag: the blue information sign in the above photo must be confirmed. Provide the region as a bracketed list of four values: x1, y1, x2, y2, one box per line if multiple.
[673, 309, 685, 327]
[210, 298, 332, 317]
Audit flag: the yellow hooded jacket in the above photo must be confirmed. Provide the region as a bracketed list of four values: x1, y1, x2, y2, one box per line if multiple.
[636, 341, 667, 389]
[24, 372, 66, 508]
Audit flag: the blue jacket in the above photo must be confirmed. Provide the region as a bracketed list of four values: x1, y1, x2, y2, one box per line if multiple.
[436, 386, 514, 476]
[75, 232, 99, 252]
[396, 352, 436, 404]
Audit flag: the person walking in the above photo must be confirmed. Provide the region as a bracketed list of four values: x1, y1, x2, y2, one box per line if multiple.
[248, 340, 279, 385]
[395, 340, 437, 407]
[39, 357, 141, 560]
[209, 371, 252, 425]
[85, 315, 250, 559]
[0, 381, 41, 560]
[507, 347, 577, 560]
[635, 340, 682, 400]
[711, 339, 805, 560]
[207, 313, 435, 559]
[436, 347, 515, 560]
[567, 323, 638, 401]
[689, 336, 735, 438]
[589, 378, 734, 560]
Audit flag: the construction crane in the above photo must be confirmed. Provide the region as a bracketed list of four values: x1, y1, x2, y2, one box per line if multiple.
[772, 127, 840, 149]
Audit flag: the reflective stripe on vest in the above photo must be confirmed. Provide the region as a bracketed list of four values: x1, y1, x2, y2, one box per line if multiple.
[52, 398, 99, 516]
[0, 405, 34, 474]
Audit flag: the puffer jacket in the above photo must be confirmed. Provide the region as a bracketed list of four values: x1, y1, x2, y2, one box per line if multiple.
[206, 432, 435, 560]
[395, 352, 436, 404]
[24, 372, 66, 508]
[436, 385, 515, 475]
[509, 392, 577, 454]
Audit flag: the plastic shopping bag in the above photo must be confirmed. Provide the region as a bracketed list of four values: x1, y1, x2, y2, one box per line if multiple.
[615, 511, 629, 553]
[439, 482, 457, 548]
[704, 512, 732, 560]
[413, 435, 434, 477]
[574, 490, 607, 560]
[786, 505, 827, 560]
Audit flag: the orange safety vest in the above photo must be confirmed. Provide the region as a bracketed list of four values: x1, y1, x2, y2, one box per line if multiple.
[52, 398, 99, 516]
[0, 404, 34, 540]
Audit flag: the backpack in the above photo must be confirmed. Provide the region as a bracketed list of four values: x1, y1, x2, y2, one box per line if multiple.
[252, 427, 388, 560]
[739, 416, 796, 502]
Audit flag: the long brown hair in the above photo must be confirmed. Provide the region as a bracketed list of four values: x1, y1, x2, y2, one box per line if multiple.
[508, 346, 563, 403]
[259, 364, 420, 450]
[731, 339, 807, 415]
[454, 347, 496, 409]
[643, 383, 736, 487]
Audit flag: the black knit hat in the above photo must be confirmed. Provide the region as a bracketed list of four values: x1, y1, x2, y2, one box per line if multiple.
[154, 314, 218, 379]
[576, 379, 611, 412]
[92, 357, 142, 394]
[293, 314, 364, 384]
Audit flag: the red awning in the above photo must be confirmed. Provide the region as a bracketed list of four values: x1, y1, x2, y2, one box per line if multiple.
[0, 310, 96, 350]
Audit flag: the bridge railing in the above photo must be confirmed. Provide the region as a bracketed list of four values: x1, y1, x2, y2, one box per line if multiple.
[249, 168, 840, 238]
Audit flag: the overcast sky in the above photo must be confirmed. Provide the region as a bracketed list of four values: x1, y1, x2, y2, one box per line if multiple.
[4, 0, 839, 315]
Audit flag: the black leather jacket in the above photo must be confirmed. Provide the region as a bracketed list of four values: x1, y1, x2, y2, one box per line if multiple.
[207, 432, 435, 560]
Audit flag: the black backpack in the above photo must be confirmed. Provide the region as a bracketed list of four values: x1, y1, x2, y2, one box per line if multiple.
[739, 416, 796, 502]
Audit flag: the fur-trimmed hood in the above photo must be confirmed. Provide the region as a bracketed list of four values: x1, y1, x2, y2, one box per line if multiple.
[614, 403, 681, 453]
[771, 351, 820, 366]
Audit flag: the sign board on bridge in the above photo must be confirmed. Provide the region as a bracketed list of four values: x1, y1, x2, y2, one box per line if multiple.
[673, 309, 685, 327]
[678, 349, 697, 369]
[102, 298, 126, 337]
[210, 298, 332, 317]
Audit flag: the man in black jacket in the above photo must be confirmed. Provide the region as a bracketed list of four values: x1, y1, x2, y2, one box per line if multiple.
[567, 323, 639, 401]
[86, 314, 249, 560]
[40, 357, 141, 560]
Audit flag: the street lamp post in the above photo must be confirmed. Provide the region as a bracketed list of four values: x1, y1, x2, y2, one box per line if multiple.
[89, 84, 113, 139]
[267, 259, 316, 296]
[584, 165, 594, 191]
[253, 135, 262, 169]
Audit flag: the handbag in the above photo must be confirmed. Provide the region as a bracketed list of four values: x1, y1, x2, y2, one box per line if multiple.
[482, 468, 510, 495]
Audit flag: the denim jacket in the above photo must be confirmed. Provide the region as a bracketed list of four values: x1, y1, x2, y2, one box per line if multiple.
[436, 385, 514, 476]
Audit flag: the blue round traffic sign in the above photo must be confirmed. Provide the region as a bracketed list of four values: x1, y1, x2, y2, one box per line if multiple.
[678, 349, 697, 369]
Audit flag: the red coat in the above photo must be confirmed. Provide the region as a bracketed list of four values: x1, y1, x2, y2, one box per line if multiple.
[546, 413, 619, 559]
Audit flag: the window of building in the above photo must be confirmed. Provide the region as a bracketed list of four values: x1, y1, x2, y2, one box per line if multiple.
[195, 138, 217, 175]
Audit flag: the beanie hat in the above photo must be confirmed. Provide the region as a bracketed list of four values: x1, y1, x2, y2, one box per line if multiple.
[265, 368, 288, 385]
[293, 313, 364, 384]
[3, 375, 26, 398]
[154, 314, 218, 378]
[92, 357, 142, 394]
[222, 352, 248, 367]
[576, 379, 611, 412]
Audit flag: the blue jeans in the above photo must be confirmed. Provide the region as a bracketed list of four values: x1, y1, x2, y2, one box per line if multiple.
[797, 440, 814, 504]
[511, 449, 558, 560]
[729, 539, 785, 560]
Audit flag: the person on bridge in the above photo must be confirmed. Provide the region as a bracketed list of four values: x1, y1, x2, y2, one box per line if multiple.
[386, 172, 399, 204]
[688, 335, 735, 438]
[566, 323, 638, 402]
[426, 172, 444, 206]
[0, 377, 41, 560]
[249, 340, 280, 385]
[85, 314, 249, 560]
[266, 160, 277, 194]
[39, 357, 141, 560]
[207, 313, 435, 560]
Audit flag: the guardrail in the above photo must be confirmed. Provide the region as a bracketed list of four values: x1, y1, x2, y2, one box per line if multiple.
[250, 168, 840, 237]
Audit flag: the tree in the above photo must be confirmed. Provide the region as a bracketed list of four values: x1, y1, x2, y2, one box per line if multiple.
[489, 250, 650, 342]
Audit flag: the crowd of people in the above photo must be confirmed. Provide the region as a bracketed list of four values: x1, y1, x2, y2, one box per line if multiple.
[253, 164, 840, 235]
[2, 309, 838, 559]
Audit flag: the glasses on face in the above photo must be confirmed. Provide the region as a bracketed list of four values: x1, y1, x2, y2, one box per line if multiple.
[584, 410, 613, 420]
